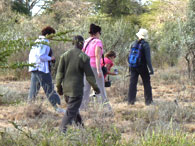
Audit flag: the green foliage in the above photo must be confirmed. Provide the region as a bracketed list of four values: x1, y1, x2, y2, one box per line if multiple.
[0, 12, 72, 70]
[139, 0, 164, 29]
[140, 131, 195, 146]
[10, 0, 52, 16]
[89, 0, 145, 17]
[1, 123, 194, 146]
[11, 0, 31, 16]
[140, 0, 192, 68]
[0, 123, 121, 146]
[151, 21, 182, 67]
[99, 18, 138, 65]
[0, 85, 27, 105]
[184, 0, 195, 78]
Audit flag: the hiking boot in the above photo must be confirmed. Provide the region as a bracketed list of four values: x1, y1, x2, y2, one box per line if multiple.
[128, 101, 135, 105]
[145, 100, 153, 106]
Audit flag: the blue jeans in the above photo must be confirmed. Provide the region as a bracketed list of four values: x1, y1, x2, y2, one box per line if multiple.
[28, 71, 61, 106]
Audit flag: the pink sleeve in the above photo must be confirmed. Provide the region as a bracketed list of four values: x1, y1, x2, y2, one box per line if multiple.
[94, 39, 103, 50]
[105, 58, 113, 65]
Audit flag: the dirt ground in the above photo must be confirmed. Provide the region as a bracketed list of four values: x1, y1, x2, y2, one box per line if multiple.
[0, 70, 194, 140]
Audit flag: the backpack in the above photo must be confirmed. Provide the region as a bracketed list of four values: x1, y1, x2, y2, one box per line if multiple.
[128, 41, 143, 68]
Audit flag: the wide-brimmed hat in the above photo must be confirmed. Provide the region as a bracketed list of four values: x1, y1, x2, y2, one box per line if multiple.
[136, 28, 148, 39]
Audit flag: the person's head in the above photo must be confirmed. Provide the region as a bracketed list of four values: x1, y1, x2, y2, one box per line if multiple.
[105, 51, 116, 61]
[89, 23, 101, 38]
[72, 35, 84, 49]
[136, 28, 148, 40]
[41, 26, 56, 36]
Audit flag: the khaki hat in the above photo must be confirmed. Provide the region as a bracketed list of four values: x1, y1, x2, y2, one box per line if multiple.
[136, 28, 148, 39]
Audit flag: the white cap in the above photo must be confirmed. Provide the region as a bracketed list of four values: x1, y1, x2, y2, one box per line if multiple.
[136, 28, 148, 39]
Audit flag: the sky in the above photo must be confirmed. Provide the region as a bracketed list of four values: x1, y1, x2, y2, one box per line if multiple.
[31, 0, 45, 16]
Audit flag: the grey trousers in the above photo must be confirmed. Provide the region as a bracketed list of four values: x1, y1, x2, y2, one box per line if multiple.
[60, 96, 83, 133]
[80, 67, 110, 110]
[28, 71, 61, 106]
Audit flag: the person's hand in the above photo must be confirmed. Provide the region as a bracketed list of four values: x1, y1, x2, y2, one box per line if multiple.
[149, 70, 154, 75]
[57, 86, 63, 95]
[97, 70, 102, 78]
[51, 56, 55, 61]
[114, 69, 118, 75]
[114, 72, 118, 75]
[93, 86, 100, 94]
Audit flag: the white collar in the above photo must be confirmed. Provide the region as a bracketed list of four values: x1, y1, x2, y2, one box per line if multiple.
[39, 35, 46, 39]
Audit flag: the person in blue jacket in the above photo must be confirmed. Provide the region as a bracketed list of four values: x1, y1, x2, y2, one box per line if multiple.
[128, 28, 154, 105]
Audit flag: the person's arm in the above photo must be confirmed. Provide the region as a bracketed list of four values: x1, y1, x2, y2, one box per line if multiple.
[83, 55, 100, 94]
[39, 44, 53, 62]
[143, 42, 154, 75]
[105, 64, 117, 75]
[95, 46, 102, 78]
[56, 55, 65, 95]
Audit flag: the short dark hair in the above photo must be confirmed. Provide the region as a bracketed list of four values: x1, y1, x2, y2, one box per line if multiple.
[105, 51, 116, 58]
[89, 23, 101, 35]
[72, 35, 84, 49]
[41, 26, 56, 36]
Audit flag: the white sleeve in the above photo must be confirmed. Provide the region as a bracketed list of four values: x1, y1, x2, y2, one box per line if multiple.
[39, 45, 52, 62]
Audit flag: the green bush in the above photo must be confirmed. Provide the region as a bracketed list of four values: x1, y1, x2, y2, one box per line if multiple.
[0, 125, 121, 146]
[0, 85, 27, 105]
[139, 131, 195, 146]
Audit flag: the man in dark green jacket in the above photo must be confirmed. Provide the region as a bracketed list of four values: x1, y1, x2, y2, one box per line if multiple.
[56, 35, 100, 133]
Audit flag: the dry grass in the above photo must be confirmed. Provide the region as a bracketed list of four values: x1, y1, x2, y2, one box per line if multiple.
[0, 66, 194, 145]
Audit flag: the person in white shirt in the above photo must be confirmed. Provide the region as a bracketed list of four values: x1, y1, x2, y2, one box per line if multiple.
[28, 26, 65, 113]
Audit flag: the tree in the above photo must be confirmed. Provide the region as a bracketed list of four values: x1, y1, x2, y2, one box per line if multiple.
[0, 8, 72, 69]
[11, 0, 51, 16]
[183, 0, 195, 79]
[88, 0, 145, 17]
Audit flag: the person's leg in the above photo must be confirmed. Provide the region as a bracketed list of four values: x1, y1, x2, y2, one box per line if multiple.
[28, 72, 40, 102]
[128, 68, 139, 104]
[65, 96, 82, 125]
[75, 113, 84, 126]
[139, 66, 153, 105]
[37, 72, 61, 106]
[35, 81, 41, 97]
[91, 67, 112, 110]
[60, 96, 82, 133]
[80, 75, 91, 110]
[91, 68, 107, 102]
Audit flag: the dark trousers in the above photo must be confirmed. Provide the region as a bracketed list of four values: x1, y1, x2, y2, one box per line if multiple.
[128, 65, 152, 103]
[60, 96, 83, 133]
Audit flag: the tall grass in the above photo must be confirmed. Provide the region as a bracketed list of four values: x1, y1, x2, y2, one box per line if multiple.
[1, 124, 194, 146]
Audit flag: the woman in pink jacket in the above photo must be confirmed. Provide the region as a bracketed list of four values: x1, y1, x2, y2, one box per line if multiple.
[80, 23, 111, 110]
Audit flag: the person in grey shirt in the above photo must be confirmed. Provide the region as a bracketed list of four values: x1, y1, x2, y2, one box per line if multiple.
[128, 28, 154, 105]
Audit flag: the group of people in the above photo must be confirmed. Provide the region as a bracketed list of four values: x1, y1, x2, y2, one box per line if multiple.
[28, 24, 154, 133]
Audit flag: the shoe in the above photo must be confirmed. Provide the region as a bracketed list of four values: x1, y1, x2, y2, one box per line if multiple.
[145, 100, 153, 106]
[55, 107, 66, 114]
[128, 101, 135, 105]
[90, 93, 96, 97]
